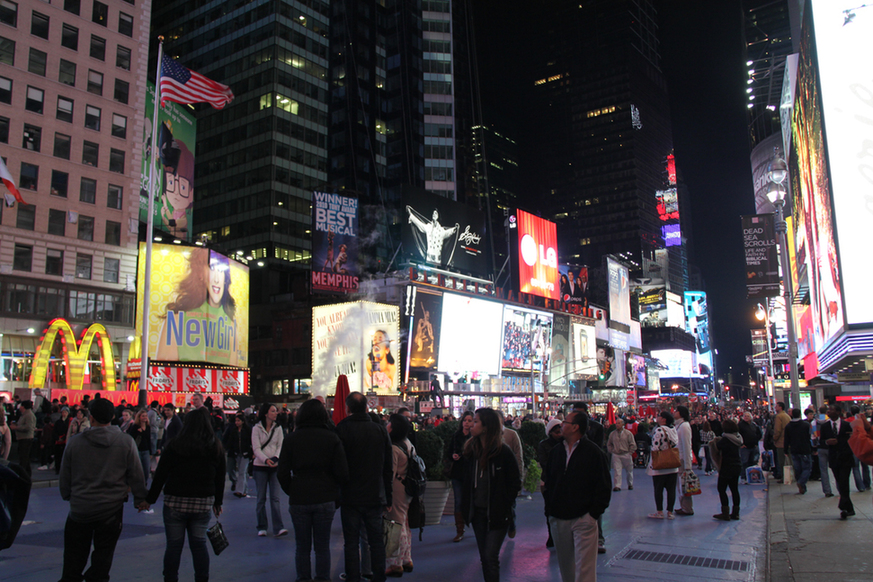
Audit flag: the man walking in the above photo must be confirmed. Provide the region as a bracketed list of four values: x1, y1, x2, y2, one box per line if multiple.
[607, 419, 635, 491]
[772, 402, 791, 482]
[674, 406, 694, 516]
[544, 411, 611, 582]
[784, 408, 813, 494]
[336, 392, 393, 582]
[820, 404, 855, 519]
[58, 399, 148, 582]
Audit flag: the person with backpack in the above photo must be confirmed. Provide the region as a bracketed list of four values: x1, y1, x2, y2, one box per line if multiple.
[385, 413, 417, 577]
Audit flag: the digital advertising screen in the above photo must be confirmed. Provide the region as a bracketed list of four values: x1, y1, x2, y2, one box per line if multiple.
[500, 305, 554, 373]
[635, 284, 667, 328]
[408, 288, 442, 370]
[402, 186, 491, 278]
[684, 291, 711, 353]
[311, 191, 359, 295]
[558, 265, 589, 304]
[438, 293, 503, 376]
[509, 209, 559, 300]
[607, 258, 631, 332]
[596, 345, 624, 387]
[141, 82, 197, 241]
[570, 321, 597, 379]
[548, 314, 570, 391]
[651, 349, 695, 378]
[626, 354, 647, 387]
[136, 244, 249, 367]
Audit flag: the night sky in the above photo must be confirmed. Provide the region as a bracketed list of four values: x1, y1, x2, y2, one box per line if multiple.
[473, 0, 758, 383]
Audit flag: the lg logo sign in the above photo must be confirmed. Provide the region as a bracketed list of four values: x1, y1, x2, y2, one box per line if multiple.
[520, 234, 557, 268]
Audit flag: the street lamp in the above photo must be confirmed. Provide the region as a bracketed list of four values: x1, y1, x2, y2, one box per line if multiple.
[766, 155, 801, 409]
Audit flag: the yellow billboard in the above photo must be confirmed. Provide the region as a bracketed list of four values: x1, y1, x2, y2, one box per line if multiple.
[136, 244, 249, 367]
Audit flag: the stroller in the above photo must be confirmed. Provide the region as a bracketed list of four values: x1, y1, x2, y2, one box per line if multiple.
[633, 440, 650, 468]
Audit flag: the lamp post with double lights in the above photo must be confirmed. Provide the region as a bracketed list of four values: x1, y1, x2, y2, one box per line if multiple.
[766, 155, 801, 409]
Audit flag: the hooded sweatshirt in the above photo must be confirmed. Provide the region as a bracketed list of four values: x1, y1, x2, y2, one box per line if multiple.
[59, 425, 148, 522]
[716, 432, 744, 470]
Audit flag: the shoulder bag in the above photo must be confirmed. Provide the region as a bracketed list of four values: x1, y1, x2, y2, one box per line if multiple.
[651, 433, 681, 470]
[206, 521, 229, 555]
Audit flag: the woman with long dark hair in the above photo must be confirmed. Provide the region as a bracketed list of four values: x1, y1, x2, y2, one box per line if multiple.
[277, 398, 348, 582]
[222, 412, 253, 498]
[447, 410, 474, 542]
[386, 413, 415, 576]
[460, 408, 521, 582]
[145, 407, 225, 582]
[713, 419, 743, 521]
[128, 409, 152, 484]
[647, 411, 679, 519]
[252, 402, 286, 537]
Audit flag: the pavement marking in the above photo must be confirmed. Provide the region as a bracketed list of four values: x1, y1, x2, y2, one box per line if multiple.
[606, 536, 758, 582]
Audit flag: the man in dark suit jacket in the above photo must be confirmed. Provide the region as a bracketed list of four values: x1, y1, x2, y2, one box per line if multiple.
[572, 402, 606, 553]
[820, 404, 855, 519]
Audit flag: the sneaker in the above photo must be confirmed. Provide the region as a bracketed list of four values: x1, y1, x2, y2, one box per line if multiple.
[276, 529, 289, 537]
[647, 512, 664, 519]
[598, 545, 606, 554]
[258, 530, 267, 537]
[613, 487, 621, 492]
[666, 512, 675, 520]
[143, 509, 154, 514]
[37, 465, 49, 471]
[825, 493, 835, 497]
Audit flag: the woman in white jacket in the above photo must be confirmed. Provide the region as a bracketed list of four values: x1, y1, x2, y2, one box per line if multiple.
[648, 411, 680, 519]
[252, 403, 287, 537]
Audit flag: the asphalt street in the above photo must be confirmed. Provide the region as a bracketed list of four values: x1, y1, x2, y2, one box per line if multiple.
[2, 465, 768, 582]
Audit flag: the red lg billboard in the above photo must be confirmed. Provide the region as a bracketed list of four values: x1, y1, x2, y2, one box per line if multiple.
[510, 209, 559, 300]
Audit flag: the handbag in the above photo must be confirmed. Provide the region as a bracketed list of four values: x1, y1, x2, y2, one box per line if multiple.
[383, 517, 402, 557]
[681, 470, 701, 496]
[652, 445, 681, 470]
[206, 521, 229, 556]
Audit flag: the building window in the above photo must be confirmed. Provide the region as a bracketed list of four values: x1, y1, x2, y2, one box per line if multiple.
[0, 36, 13, 65]
[79, 177, 96, 203]
[46, 249, 63, 275]
[63, 0, 80, 16]
[59, 59, 76, 86]
[0, 1, 17, 27]
[0, 76, 10, 103]
[75, 253, 92, 279]
[0, 116, 7, 142]
[25, 86, 43, 113]
[85, 104, 100, 130]
[47, 208, 65, 235]
[113, 78, 128, 104]
[105, 220, 120, 245]
[116, 45, 130, 70]
[61, 23, 77, 50]
[103, 257, 119, 283]
[118, 12, 132, 36]
[82, 141, 98, 166]
[30, 11, 48, 38]
[107, 184, 122, 209]
[16, 203, 34, 229]
[13, 244, 32, 272]
[28, 47, 46, 76]
[56, 96, 73, 122]
[19, 162, 37, 190]
[87, 69, 102, 95]
[53, 132, 71, 159]
[91, 1, 107, 26]
[77, 215, 94, 241]
[89, 35, 105, 60]
[109, 148, 124, 173]
[111, 113, 126, 138]
[22, 124, 40, 151]
[50, 170, 68, 198]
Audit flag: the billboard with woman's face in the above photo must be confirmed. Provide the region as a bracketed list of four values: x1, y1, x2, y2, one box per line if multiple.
[136, 244, 250, 367]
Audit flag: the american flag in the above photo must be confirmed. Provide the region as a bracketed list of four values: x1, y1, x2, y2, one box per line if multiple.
[159, 54, 234, 110]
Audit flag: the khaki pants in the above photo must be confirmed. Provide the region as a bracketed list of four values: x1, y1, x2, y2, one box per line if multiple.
[549, 513, 599, 582]
[611, 453, 633, 488]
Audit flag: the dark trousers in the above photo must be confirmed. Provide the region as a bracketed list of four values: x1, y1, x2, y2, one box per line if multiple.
[717, 468, 741, 508]
[341, 504, 386, 582]
[652, 473, 677, 512]
[832, 464, 854, 514]
[774, 448, 786, 480]
[471, 507, 508, 582]
[17, 439, 33, 478]
[59, 509, 123, 582]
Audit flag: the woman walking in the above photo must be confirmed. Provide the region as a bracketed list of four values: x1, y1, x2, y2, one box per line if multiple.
[713, 419, 743, 521]
[252, 403, 287, 537]
[648, 411, 679, 519]
[386, 413, 415, 577]
[128, 409, 152, 483]
[222, 413, 253, 498]
[277, 398, 348, 582]
[460, 408, 521, 582]
[144, 407, 225, 582]
[446, 410, 474, 542]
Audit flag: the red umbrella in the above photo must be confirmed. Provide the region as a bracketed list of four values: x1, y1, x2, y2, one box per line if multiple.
[332, 375, 350, 426]
[606, 401, 616, 426]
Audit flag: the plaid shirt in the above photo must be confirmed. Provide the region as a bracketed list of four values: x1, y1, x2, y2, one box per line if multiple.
[164, 495, 214, 514]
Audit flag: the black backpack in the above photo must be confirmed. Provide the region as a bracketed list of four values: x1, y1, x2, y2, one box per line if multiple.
[400, 444, 427, 499]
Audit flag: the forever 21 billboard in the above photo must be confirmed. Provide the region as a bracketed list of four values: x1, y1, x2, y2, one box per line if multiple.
[402, 186, 492, 279]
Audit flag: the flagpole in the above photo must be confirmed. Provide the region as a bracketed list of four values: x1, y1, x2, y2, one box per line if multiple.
[139, 36, 164, 408]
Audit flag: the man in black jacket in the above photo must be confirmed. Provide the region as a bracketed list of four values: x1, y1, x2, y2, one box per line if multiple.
[784, 408, 813, 494]
[738, 412, 762, 482]
[820, 404, 855, 519]
[544, 411, 611, 582]
[335, 392, 393, 582]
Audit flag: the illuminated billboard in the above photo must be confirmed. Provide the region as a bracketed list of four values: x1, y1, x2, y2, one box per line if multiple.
[500, 305, 553, 373]
[408, 288, 442, 370]
[626, 354, 647, 387]
[136, 244, 249, 367]
[684, 291, 711, 353]
[29, 319, 116, 391]
[438, 293, 503, 376]
[635, 284, 667, 328]
[509, 209, 559, 300]
[570, 320, 597, 379]
[596, 346, 624, 387]
[141, 82, 197, 241]
[146, 365, 248, 394]
[811, 1, 868, 327]
[558, 265, 589, 304]
[548, 314, 570, 391]
[651, 349, 695, 378]
[311, 301, 400, 396]
[607, 258, 631, 332]
[742, 214, 780, 299]
[311, 191, 359, 295]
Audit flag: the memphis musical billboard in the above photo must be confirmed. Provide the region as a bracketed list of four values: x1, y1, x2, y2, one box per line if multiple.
[311, 191, 359, 295]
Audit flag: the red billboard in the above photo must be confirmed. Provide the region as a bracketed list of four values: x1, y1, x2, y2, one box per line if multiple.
[509, 209, 559, 300]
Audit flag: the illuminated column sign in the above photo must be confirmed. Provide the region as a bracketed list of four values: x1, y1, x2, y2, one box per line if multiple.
[656, 187, 681, 247]
[29, 318, 117, 391]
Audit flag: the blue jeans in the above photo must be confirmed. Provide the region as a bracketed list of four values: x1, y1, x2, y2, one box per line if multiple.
[852, 456, 871, 491]
[254, 467, 284, 533]
[290, 502, 336, 581]
[138, 450, 151, 484]
[471, 507, 508, 582]
[792, 454, 812, 487]
[341, 504, 386, 582]
[452, 478, 464, 513]
[817, 449, 833, 495]
[60, 508, 123, 582]
[162, 507, 211, 582]
[227, 455, 249, 496]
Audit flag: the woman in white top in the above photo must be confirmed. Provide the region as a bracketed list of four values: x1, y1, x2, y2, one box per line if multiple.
[648, 411, 680, 519]
[0, 410, 11, 460]
[386, 413, 415, 577]
[252, 403, 287, 537]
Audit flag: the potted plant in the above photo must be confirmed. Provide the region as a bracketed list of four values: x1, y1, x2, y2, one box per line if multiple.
[415, 429, 449, 525]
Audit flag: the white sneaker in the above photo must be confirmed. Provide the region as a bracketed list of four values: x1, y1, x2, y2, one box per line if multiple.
[258, 530, 267, 537]
[143, 509, 154, 514]
[37, 465, 49, 471]
[275, 529, 289, 537]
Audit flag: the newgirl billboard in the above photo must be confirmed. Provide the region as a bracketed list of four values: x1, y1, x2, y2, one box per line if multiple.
[509, 209, 559, 300]
[136, 244, 249, 367]
[311, 191, 359, 294]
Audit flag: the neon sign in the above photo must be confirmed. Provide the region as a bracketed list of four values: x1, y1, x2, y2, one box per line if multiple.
[29, 318, 117, 391]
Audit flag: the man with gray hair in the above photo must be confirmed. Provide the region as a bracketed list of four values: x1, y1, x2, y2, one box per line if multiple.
[607, 419, 636, 491]
[737, 412, 762, 482]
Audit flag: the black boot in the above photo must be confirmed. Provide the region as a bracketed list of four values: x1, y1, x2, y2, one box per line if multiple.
[730, 506, 740, 520]
[713, 505, 731, 521]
